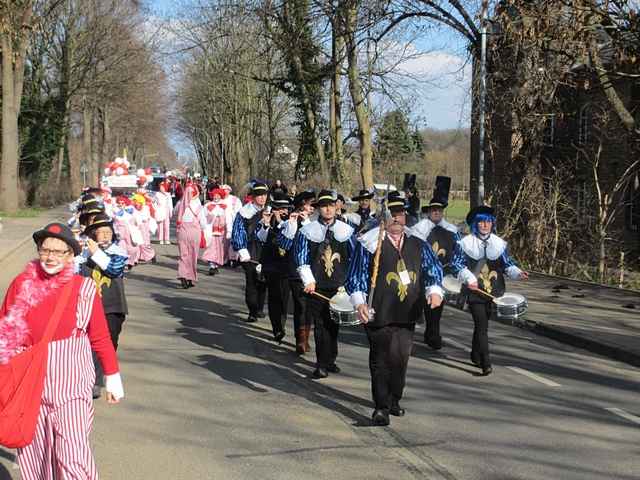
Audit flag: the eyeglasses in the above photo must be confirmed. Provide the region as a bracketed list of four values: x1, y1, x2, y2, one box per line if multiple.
[38, 248, 71, 259]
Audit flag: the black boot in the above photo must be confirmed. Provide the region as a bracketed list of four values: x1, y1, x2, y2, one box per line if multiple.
[312, 367, 328, 379]
[180, 278, 188, 289]
[187, 280, 195, 288]
[372, 409, 390, 426]
[390, 401, 405, 417]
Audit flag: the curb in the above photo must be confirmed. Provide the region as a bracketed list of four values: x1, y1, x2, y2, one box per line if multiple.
[491, 314, 640, 369]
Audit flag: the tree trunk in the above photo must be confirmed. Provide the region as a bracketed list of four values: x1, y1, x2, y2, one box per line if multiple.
[82, 97, 92, 188]
[344, 4, 373, 188]
[330, 21, 346, 184]
[1, 34, 21, 212]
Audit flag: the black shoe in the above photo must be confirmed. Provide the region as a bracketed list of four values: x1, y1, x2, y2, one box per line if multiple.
[126, 265, 133, 271]
[480, 366, 493, 376]
[274, 331, 285, 344]
[327, 364, 341, 374]
[187, 280, 195, 288]
[92, 385, 102, 400]
[180, 278, 188, 289]
[246, 315, 258, 323]
[425, 337, 443, 350]
[372, 409, 390, 426]
[151, 256, 157, 264]
[256, 311, 266, 319]
[390, 402, 406, 417]
[208, 267, 216, 276]
[470, 353, 481, 367]
[312, 367, 328, 379]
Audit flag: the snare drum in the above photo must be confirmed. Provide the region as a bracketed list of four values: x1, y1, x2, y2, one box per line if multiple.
[442, 275, 465, 310]
[493, 293, 528, 320]
[329, 290, 361, 327]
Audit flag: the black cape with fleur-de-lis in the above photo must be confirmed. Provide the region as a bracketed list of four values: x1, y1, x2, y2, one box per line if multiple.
[81, 262, 128, 315]
[467, 257, 505, 303]
[260, 219, 290, 274]
[309, 229, 349, 290]
[427, 225, 456, 273]
[369, 235, 424, 327]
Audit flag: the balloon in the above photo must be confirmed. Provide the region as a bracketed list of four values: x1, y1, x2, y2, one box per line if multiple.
[137, 169, 145, 177]
[115, 167, 124, 176]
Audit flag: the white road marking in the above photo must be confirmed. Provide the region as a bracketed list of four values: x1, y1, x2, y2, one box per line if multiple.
[506, 366, 562, 387]
[604, 407, 640, 425]
[443, 337, 471, 352]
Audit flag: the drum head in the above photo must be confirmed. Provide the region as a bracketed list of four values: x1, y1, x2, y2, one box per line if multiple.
[442, 275, 462, 294]
[330, 292, 354, 312]
[494, 293, 526, 306]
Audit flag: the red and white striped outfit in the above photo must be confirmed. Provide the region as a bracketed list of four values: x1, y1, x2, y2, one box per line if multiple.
[1, 266, 121, 479]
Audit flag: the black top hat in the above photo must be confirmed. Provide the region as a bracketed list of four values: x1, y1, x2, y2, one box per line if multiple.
[79, 206, 105, 227]
[33, 222, 81, 256]
[352, 188, 374, 201]
[387, 190, 407, 212]
[336, 193, 345, 203]
[314, 189, 337, 207]
[293, 190, 315, 208]
[466, 205, 495, 226]
[251, 182, 269, 196]
[402, 173, 417, 191]
[79, 196, 103, 211]
[83, 213, 116, 239]
[270, 192, 293, 210]
[426, 176, 451, 209]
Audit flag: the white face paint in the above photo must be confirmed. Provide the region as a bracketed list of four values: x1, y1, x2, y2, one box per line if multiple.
[40, 261, 65, 275]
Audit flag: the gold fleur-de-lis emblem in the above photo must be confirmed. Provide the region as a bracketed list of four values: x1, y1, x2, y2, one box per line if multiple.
[478, 263, 498, 294]
[322, 245, 341, 277]
[278, 247, 287, 257]
[431, 241, 446, 259]
[385, 261, 417, 301]
[91, 269, 111, 296]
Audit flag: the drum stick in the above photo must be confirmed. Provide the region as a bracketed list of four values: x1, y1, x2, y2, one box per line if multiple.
[472, 288, 495, 300]
[311, 291, 333, 303]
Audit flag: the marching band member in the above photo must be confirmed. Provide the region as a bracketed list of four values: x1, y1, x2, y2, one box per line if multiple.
[351, 188, 376, 231]
[202, 188, 233, 276]
[231, 182, 269, 322]
[258, 193, 293, 343]
[293, 189, 356, 378]
[154, 181, 174, 245]
[175, 184, 207, 289]
[451, 206, 529, 375]
[411, 176, 460, 349]
[278, 190, 316, 354]
[346, 192, 444, 426]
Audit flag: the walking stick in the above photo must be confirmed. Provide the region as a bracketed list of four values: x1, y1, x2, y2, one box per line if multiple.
[367, 182, 391, 312]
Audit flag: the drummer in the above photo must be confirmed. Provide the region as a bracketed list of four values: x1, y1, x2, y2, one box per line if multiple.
[346, 191, 444, 426]
[450, 205, 528, 376]
[293, 189, 356, 379]
[411, 176, 460, 349]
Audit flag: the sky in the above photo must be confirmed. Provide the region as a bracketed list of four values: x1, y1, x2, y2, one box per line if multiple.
[146, 0, 472, 157]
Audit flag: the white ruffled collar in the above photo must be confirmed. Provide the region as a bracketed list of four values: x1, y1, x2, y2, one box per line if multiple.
[239, 202, 260, 219]
[460, 233, 506, 261]
[358, 226, 413, 254]
[300, 219, 354, 243]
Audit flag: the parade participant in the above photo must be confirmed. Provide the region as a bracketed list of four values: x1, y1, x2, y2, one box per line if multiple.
[101, 187, 115, 218]
[293, 189, 356, 378]
[78, 194, 105, 229]
[113, 196, 141, 269]
[0, 222, 123, 478]
[221, 184, 242, 266]
[231, 182, 269, 322]
[411, 176, 460, 349]
[175, 183, 206, 289]
[351, 188, 376, 231]
[202, 188, 233, 276]
[346, 193, 444, 426]
[278, 189, 315, 354]
[258, 193, 293, 343]
[131, 194, 156, 264]
[335, 193, 360, 229]
[81, 213, 129, 398]
[451, 206, 529, 376]
[154, 181, 173, 245]
[402, 174, 420, 226]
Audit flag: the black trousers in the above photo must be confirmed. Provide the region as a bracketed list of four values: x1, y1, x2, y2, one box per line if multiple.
[241, 263, 266, 317]
[94, 312, 126, 387]
[289, 279, 310, 332]
[469, 302, 492, 368]
[424, 304, 443, 344]
[264, 271, 289, 336]
[366, 324, 415, 411]
[306, 289, 339, 368]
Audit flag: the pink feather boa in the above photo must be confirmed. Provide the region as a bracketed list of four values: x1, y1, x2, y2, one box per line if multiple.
[0, 260, 74, 364]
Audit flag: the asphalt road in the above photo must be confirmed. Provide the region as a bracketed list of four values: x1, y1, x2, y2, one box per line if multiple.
[1, 241, 639, 479]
